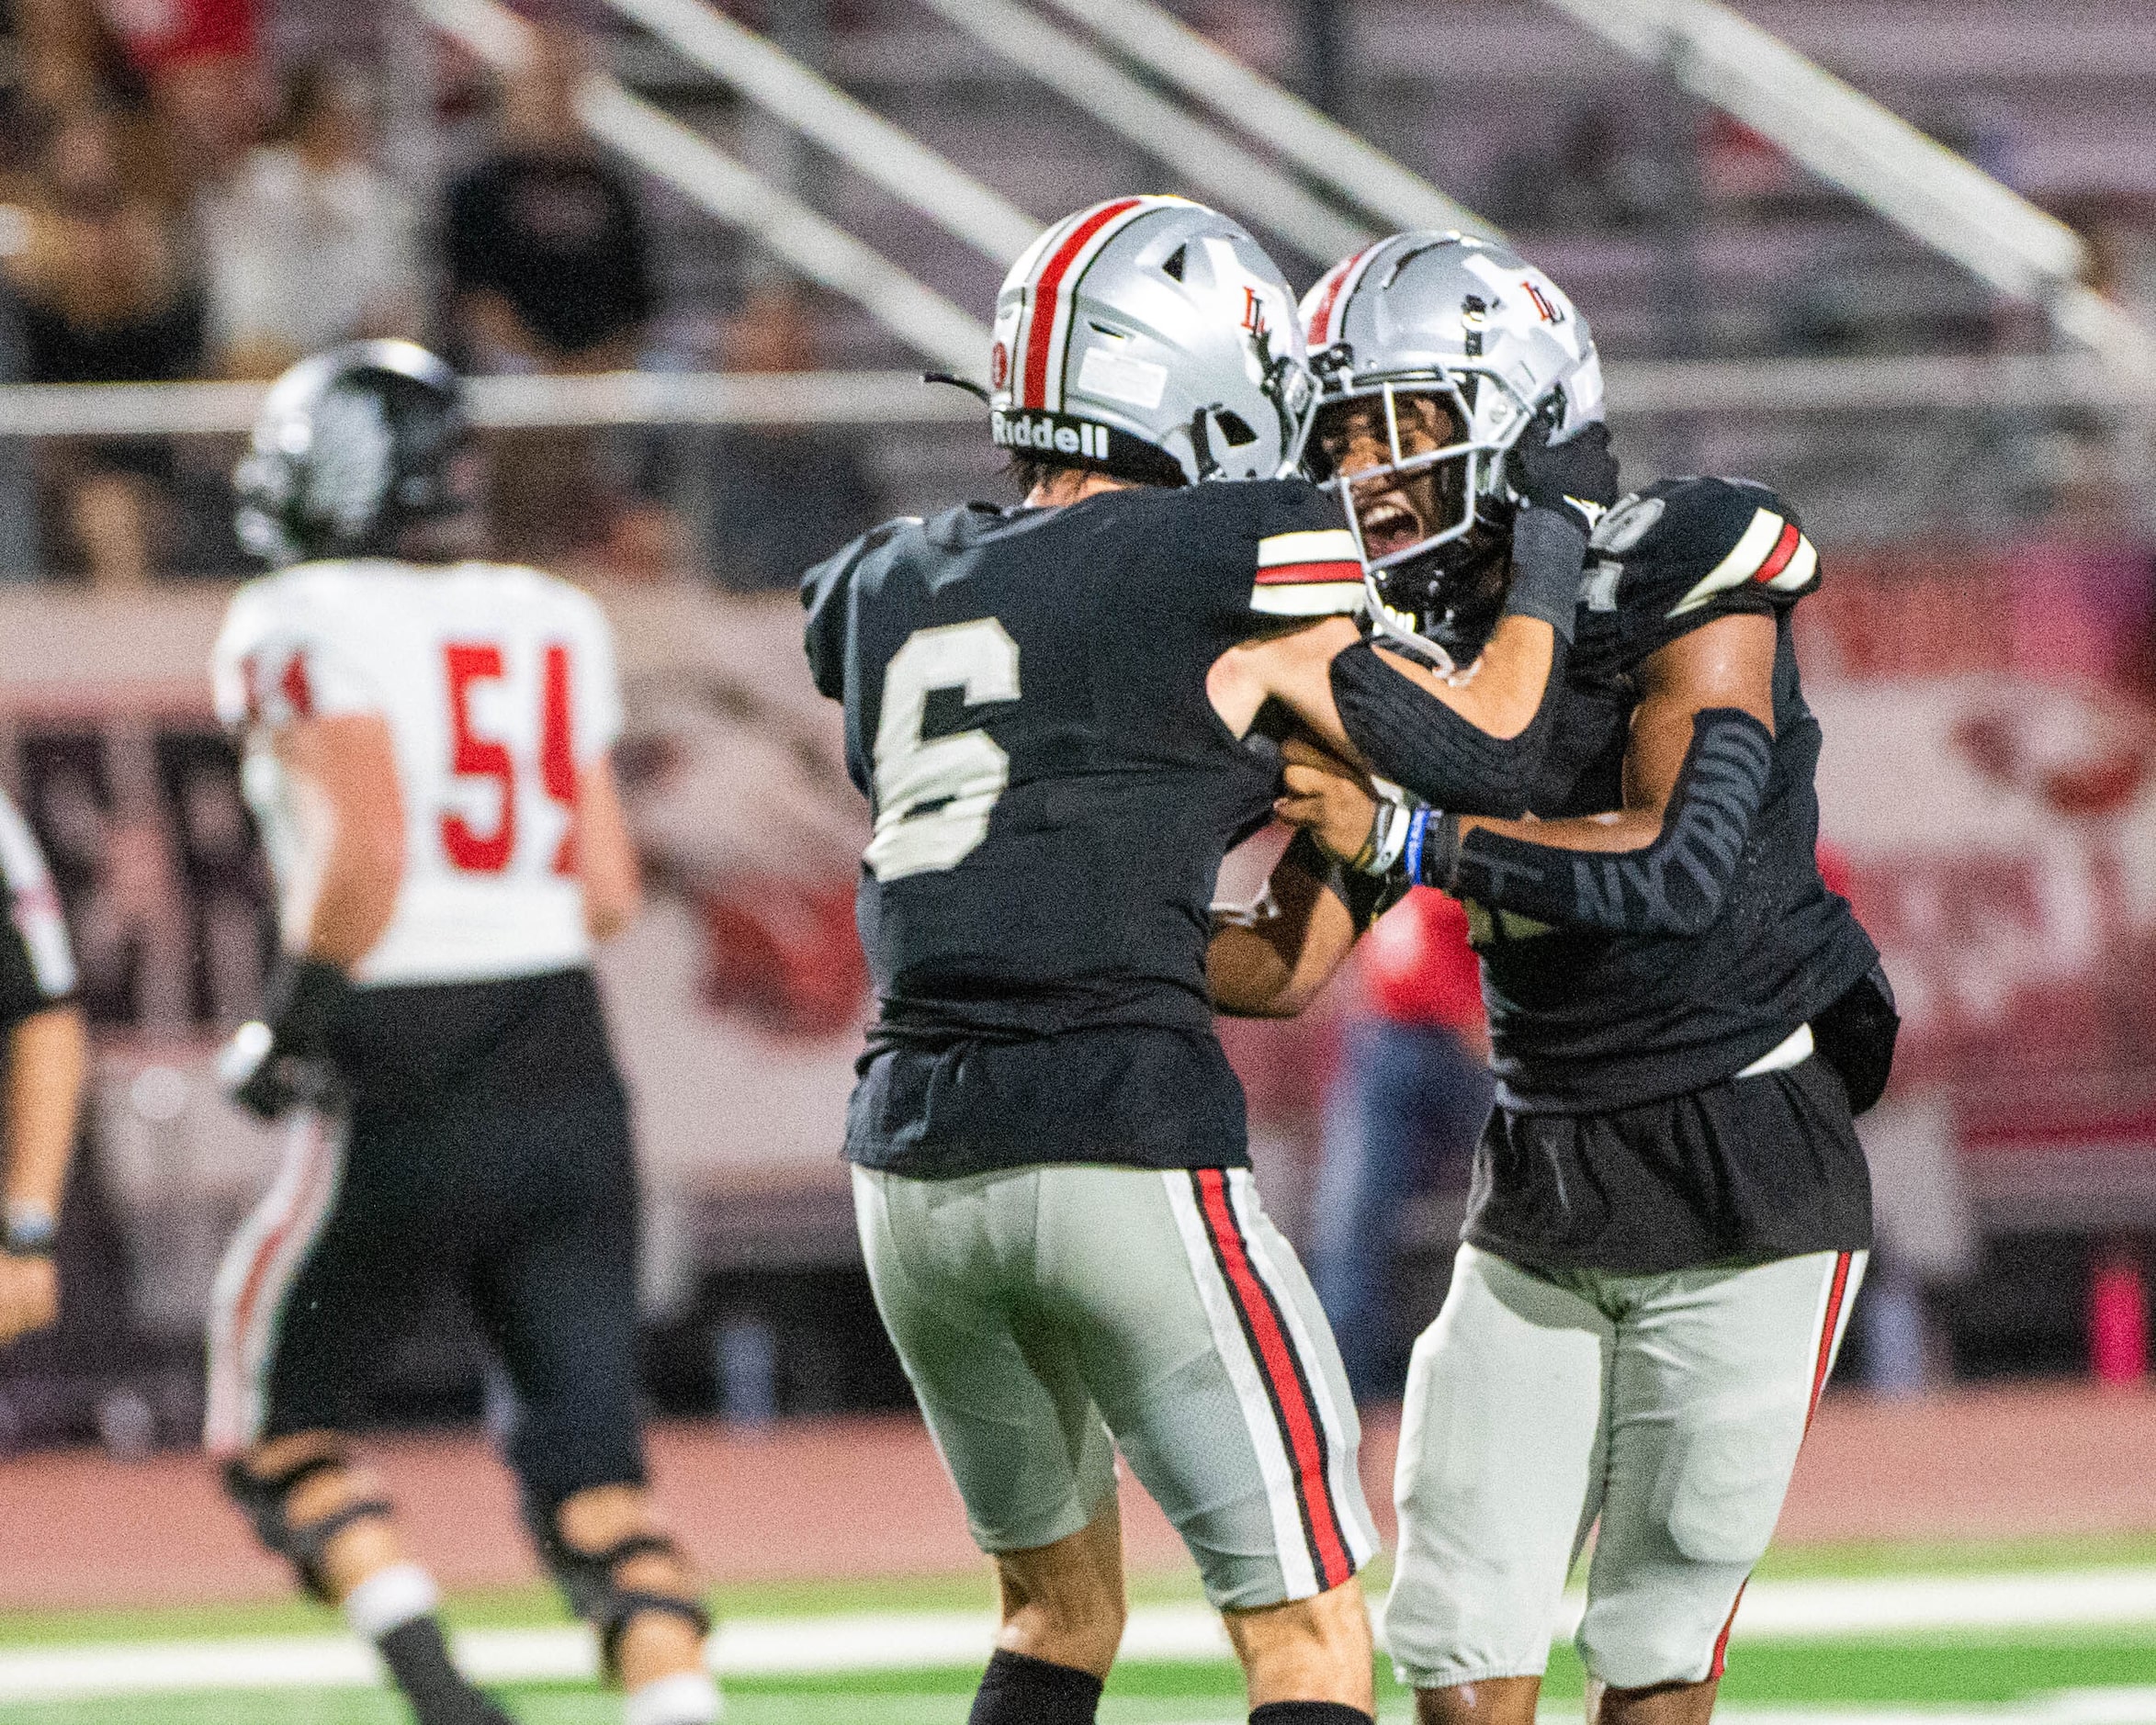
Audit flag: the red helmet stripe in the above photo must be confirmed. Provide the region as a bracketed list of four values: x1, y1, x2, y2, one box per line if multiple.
[1305, 243, 1378, 346]
[1022, 197, 1145, 410]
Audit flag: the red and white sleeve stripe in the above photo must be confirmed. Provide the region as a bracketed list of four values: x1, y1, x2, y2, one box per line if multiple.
[1250, 527, 1365, 617]
[1668, 507, 1820, 617]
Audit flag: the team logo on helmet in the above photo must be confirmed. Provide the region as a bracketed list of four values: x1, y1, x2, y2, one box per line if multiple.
[989, 340, 1010, 392]
[1298, 231, 1605, 673]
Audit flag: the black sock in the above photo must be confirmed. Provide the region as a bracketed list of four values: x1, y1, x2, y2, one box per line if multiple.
[376, 1618, 513, 1725]
[1249, 1705, 1375, 1725]
[968, 1648, 1104, 1725]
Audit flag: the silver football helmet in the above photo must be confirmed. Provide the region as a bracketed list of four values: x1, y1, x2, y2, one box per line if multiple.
[988, 196, 1315, 486]
[1300, 231, 1603, 665]
[233, 339, 472, 567]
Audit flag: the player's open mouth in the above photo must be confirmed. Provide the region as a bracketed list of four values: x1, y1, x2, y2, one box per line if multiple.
[1358, 497, 1422, 558]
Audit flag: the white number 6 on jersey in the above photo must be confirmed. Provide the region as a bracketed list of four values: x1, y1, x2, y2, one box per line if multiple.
[865, 618, 1021, 883]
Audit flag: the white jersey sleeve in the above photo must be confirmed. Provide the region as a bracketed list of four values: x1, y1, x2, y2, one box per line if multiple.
[559, 586, 626, 766]
[212, 580, 385, 729]
[216, 560, 630, 987]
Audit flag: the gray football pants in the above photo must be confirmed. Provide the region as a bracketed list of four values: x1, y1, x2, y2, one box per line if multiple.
[855, 1163, 1379, 1610]
[1386, 1243, 1864, 1691]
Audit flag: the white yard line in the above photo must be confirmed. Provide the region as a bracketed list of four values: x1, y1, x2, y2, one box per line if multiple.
[0, 1569, 2151, 1703]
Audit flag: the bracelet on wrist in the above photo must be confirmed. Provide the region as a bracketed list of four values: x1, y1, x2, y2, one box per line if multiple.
[1405, 808, 1464, 892]
[1353, 795, 1415, 877]
[4, 1202, 57, 1258]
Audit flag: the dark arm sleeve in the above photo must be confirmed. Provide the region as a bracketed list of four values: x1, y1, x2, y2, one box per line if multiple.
[1324, 497, 1590, 814]
[1435, 706, 1773, 936]
[1327, 636, 1565, 817]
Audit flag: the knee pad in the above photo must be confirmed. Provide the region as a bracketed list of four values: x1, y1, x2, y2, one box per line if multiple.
[525, 1501, 710, 1678]
[222, 1449, 394, 1603]
[1659, 1402, 1806, 1568]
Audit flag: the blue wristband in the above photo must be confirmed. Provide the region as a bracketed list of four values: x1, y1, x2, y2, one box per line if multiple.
[1403, 806, 1431, 886]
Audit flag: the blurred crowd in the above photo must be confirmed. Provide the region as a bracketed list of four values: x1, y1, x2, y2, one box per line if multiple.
[0, 0, 880, 589]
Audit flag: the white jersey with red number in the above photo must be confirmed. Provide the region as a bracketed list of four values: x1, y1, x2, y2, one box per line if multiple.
[212, 558, 624, 987]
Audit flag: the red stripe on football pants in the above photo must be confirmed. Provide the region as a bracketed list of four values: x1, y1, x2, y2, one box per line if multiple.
[1710, 1250, 1855, 1679]
[1193, 1169, 1354, 1590]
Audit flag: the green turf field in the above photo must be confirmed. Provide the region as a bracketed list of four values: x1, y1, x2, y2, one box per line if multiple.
[1, 1539, 2150, 1724]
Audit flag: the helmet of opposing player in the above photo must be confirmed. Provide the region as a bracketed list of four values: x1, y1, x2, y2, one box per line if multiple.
[233, 339, 476, 567]
[1300, 232, 1605, 668]
[987, 196, 1316, 487]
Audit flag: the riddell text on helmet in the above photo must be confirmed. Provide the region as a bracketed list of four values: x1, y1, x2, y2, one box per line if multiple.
[991, 411, 1112, 462]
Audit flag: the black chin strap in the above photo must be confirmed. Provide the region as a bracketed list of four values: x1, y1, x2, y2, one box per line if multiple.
[920, 371, 993, 406]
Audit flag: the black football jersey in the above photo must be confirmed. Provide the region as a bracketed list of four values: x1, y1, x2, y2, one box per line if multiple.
[803, 479, 1360, 1178]
[1468, 477, 1881, 1115]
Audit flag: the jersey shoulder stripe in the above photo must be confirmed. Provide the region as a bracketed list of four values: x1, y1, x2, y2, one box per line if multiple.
[1250, 525, 1363, 616]
[1667, 504, 1819, 617]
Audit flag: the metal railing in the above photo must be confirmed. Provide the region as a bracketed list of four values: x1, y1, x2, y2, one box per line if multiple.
[599, 0, 1040, 265]
[1541, 0, 2156, 370]
[1040, 0, 1494, 241]
[909, 0, 1374, 265]
[412, 0, 990, 374]
[4, 355, 2150, 442]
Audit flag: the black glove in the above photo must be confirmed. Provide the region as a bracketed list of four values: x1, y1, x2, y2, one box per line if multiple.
[1811, 963, 1901, 1117]
[220, 957, 351, 1121]
[1507, 414, 1620, 536]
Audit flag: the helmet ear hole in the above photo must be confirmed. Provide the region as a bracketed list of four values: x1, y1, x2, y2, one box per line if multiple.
[1214, 411, 1258, 448]
[1159, 243, 1187, 282]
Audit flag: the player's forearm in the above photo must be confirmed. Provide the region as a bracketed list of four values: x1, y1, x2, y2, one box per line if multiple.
[1456, 806, 1661, 854]
[575, 759, 643, 942]
[1319, 492, 1586, 808]
[5, 1004, 86, 1215]
[1324, 631, 1565, 817]
[294, 827, 402, 967]
[1381, 615, 1556, 739]
[1208, 849, 1361, 1018]
[1421, 709, 1773, 936]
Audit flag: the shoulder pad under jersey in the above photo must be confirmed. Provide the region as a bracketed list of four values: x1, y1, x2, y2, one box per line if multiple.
[1105, 478, 1360, 622]
[1579, 477, 1819, 666]
[800, 513, 925, 700]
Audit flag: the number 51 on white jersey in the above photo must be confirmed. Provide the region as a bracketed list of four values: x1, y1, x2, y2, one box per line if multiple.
[212, 559, 625, 987]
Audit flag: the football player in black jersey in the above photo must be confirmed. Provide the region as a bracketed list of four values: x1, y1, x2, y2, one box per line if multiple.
[1277, 234, 1898, 1725]
[0, 788, 86, 1347]
[802, 197, 1617, 1725]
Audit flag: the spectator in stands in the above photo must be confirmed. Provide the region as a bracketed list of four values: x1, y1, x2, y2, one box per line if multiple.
[203, 61, 420, 379]
[446, 24, 652, 374]
[446, 23, 656, 562]
[701, 283, 879, 592]
[10, 0, 151, 127]
[4, 105, 203, 586]
[1306, 887, 1493, 1401]
[96, 0, 263, 200]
